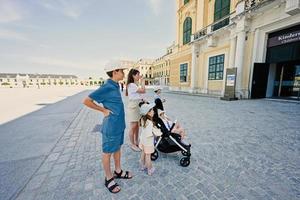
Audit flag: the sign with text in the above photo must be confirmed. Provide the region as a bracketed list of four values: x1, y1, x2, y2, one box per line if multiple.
[226, 74, 235, 86]
[221, 68, 237, 101]
[268, 30, 300, 47]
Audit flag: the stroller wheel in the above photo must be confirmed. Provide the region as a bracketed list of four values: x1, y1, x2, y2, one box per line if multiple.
[180, 157, 190, 167]
[151, 149, 158, 161]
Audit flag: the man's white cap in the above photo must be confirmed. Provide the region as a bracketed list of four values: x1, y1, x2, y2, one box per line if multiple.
[140, 103, 155, 116]
[104, 60, 128, 72]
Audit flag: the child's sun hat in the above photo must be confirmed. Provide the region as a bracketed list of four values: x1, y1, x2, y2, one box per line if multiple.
[140, 103, 155, 115]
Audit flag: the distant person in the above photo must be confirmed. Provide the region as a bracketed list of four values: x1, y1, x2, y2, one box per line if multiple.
[83, 61, 132, 194]
[120, 82, 124, 92]
[125, 69, 146, 152]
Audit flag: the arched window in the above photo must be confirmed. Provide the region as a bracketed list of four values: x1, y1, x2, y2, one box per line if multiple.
[213, 0, 230, 31]
[183, 17, 192, 45]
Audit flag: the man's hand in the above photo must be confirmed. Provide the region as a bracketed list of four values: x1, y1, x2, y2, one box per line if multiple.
[103, 109, 113, 117]
[83, 97, 113, 117]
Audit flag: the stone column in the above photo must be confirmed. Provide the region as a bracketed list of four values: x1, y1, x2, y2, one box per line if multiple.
[235, 30, 246, 98]
[190, 43, 200, 93]
[229, 36, 237, 69]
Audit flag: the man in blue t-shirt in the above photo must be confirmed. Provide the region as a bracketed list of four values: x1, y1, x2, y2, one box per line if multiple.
[83, 60, 132, 194]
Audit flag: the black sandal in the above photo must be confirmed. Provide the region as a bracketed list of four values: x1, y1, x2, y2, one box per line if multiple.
[114, 170, 132, 179]
[104, 177, 120, 193]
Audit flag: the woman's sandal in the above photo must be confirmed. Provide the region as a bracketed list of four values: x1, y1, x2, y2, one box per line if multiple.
[130, 144, 141, 152]
[104, 177, 120, 193]
[114, 170, 133, 179]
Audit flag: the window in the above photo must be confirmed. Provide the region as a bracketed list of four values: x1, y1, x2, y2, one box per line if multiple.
[208, 54, 224, 80]
[180, 63, 188, 82]
[212, 0, 230, 31]
[183, 17, 192, 45]
[184, 0, 189, 5]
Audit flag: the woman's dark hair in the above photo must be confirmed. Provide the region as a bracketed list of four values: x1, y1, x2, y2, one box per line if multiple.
[125, 69, 140, 96]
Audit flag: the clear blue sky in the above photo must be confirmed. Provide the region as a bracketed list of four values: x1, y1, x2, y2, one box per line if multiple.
[0, 0, 176, 78]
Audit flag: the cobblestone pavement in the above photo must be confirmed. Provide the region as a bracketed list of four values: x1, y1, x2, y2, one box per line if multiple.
[15, 91, 300, 200]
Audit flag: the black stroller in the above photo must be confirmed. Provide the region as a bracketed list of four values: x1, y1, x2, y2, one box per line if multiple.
[151, 106, 191, 167]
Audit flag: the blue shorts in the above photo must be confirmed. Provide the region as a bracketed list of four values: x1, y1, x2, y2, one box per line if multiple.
[101, 131, 124, 153]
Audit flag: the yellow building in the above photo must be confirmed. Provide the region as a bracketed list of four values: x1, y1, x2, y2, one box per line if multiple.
[170, 0, 300, 100]
[120, 60, 136, 83]
[169, 0, 200, 91]
[133, 58, 154, 85]
[152, 43, 175, 86]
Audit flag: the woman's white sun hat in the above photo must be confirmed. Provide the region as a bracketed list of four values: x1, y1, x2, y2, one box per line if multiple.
[140, 103, 155, 115]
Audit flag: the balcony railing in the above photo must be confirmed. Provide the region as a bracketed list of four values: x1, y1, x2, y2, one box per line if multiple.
[192, 13, 234, 41]
[192, 0, 278, 42]
[211, 16, 230, 32]
[193, 28, 207, 40]
[245, 0, 266, 9]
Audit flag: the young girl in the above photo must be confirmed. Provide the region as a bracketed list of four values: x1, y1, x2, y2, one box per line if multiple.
[139, 103, 162, 176]
[126, 69, 146, 151]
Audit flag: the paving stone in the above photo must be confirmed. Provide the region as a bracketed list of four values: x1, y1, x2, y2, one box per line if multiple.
[24, 173, 47, 191]
[15, 92, 300, 200]
[46, 153, 60, 162]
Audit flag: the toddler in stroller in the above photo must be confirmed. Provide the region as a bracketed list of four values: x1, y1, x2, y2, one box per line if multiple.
[157, 109, 187, 140]
[151, 109, 191, 167]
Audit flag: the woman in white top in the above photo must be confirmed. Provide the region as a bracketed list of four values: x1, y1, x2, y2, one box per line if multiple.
[126, 69, 146, 151]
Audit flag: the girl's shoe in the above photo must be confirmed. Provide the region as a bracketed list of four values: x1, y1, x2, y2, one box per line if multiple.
[147, 167, 155, 176]
[140, 165, 146, 171]
[139, 160, 146, 171]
